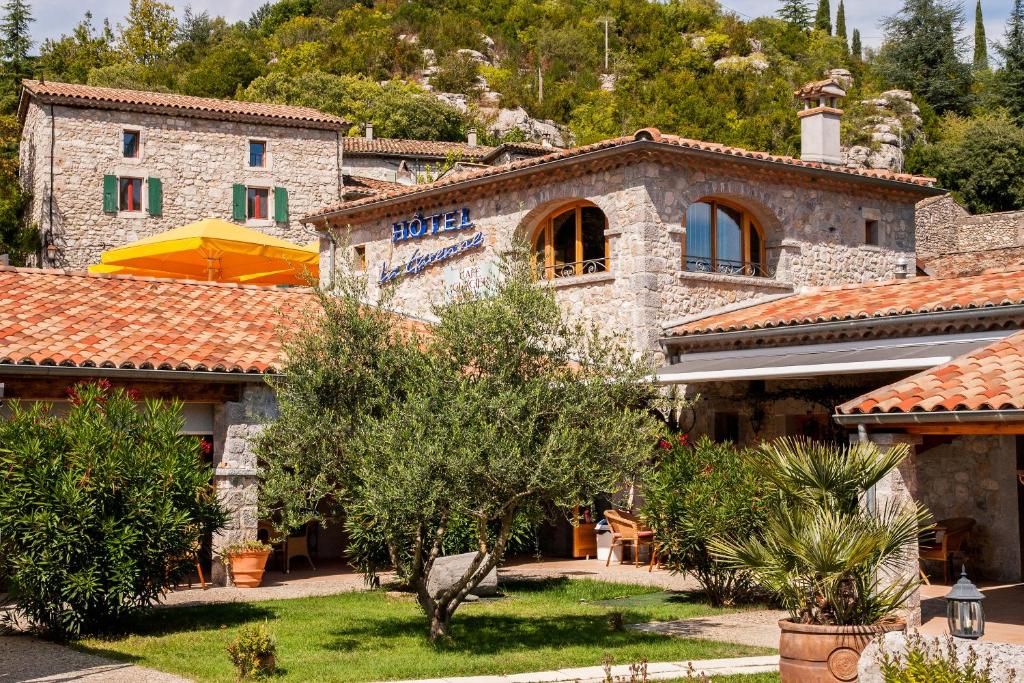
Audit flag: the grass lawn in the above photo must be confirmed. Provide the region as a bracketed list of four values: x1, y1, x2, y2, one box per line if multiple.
[75, 578, 774, 682]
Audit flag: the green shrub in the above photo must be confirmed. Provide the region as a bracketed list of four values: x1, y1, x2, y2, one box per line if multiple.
[878, 632, 1010, 682]
[227, 622, 278, 679]
[641, 435, 766, 606]
[0, 381, 225, 638]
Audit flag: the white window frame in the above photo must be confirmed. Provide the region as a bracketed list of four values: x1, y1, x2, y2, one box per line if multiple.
[116, 174, 148, 217]
[121, 128, 144, 163]
[247, 138, 272, 170]
[244, 180, 274, 227]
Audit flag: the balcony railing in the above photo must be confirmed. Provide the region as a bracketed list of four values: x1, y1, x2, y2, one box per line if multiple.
[536, 257, 611, 280]
[684, 256, 774, 278]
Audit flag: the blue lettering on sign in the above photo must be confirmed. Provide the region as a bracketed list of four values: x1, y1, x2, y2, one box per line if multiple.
[391, 207, 474, 243]
[379, 231, 485, 285]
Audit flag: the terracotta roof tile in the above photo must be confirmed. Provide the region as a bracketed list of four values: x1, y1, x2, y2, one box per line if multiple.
[920, 246, 1024, 277]
[21, 80, 347, 129]
[838, 330, 1024, 414]
[0, 268, 313, 374]
[307, 130, 938, 221]
[667, 267, 1024, 337]
[342, 137, 495, 160]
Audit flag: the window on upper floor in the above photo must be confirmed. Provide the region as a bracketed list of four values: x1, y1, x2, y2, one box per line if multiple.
[532, 202, 609, 280]
[684, 199, 767, 277]
[119, 177, 142, 212]
[247, 187, 269, 219]
[123, 130, 140, 158]
[354, 245, 367, 271]
[865, 219, 880, 246]
[249, 140, 267, 168]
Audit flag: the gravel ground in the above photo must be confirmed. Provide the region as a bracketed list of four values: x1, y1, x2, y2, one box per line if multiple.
[629, 609, 787, 649]
[499, 558, 704, 591]
[0, 635, 190, 682]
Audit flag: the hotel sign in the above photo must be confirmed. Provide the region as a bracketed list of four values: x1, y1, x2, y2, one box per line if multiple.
[379, 207, 484, 285]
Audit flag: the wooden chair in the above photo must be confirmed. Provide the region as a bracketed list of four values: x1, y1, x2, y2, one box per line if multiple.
[920, 517, 975, 584]
[603, 509, 658, 571]
[170, 539, 206, 589]
[284, 522, 316, 573]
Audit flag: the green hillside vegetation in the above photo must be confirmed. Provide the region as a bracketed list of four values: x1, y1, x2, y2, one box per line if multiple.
[1, 0, 1023, 262]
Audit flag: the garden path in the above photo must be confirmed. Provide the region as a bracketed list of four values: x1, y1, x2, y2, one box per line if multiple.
[0, 635, 189, 682]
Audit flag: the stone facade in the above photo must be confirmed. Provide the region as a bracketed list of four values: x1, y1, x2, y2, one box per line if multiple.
[211, 384, 278, 585]
[916, 193, 1024, 259]
[20, 101, 342, 269]
[328, 155, 920, 359]
[860, 632, 1023, 682]
[914, 435, 1022, 582]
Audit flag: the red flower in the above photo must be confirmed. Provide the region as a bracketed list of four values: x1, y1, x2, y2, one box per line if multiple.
[126, 388, 141, 401]
[657, 438, 671, 450]
[678, 433, 690, 446]
[97, 378, 112, 391]
[702, 464, 714, 475]
[199, 439, 212, 456]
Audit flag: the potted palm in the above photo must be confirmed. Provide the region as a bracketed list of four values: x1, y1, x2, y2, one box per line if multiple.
[224, 540, 272, 588]
[711, 438, 931, 683]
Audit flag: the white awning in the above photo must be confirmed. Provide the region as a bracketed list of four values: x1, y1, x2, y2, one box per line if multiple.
[657, 331, 1012, 384]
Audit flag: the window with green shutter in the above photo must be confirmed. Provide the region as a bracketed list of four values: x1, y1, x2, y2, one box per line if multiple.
[232, 184, 246, 221]
[274, 187, 288, 222]
[103, 175, 117, 213]
[147, 177, 162, 216]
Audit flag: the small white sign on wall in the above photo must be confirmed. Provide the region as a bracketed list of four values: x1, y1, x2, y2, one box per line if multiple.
[442, 260, 498, 301]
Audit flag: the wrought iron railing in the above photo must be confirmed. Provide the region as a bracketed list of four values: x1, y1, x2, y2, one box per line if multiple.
[684, 256, 774, 278]
[536, 257, 610, 280]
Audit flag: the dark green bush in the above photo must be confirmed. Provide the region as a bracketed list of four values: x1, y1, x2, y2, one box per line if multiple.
[0, 381, 225, 638]
[641, 435, 766, 606]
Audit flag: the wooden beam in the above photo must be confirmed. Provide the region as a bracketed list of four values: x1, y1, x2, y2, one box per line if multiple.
[1, 376, 242, 403]
[902, 423, 1024, 436]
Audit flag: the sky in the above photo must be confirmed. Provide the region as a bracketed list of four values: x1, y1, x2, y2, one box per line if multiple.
[27, 0, 1017, 55]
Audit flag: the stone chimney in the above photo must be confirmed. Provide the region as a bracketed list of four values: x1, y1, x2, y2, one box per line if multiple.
[364, 123, 374, 141]
[795, 78, 846, 165]
[467, 128, 477, 147]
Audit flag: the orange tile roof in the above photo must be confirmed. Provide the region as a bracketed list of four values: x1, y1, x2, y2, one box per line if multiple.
[0, 268, 313, 374]
[307, 129, 938, 221]
[20, 80, 348, 130]
[838, 330, 1024, 414]
[920, 246, 1024, 278]
[342, 136, 495, 160]
[666, 267, 1024, 337]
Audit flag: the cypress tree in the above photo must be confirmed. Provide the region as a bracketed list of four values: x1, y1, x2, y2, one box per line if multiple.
[836, 0, 848, 51]
[815, 0, 832, 34]
[852, 28, 863, 60]
[0, 0, 33, 76]
[778, 0, 813, 30]
[973, 1, 988, 69]
[998, 0, 1024, 120]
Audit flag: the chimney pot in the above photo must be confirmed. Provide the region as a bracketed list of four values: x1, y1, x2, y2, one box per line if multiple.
[365, 123, 374, 141]
[467, 127, 477, 147]
[796, 79, 845, 165]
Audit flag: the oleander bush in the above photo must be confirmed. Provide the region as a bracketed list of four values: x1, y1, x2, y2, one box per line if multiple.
[0, 381, 224, 638]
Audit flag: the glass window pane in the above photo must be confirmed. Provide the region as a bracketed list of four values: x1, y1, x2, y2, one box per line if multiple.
[249, 141, 266, 167]
[716, 205, 743, 271]
[748, 223, 763, 275]
[685, 202, 712, 271]
[119, 178, 141, 211]
[247, 187, 268, 219]
[123, 131, 139, 158]
[580, 206, 606, 272]
[551, 208, 576, 277]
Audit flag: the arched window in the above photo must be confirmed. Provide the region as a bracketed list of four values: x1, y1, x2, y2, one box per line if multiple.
[532, 202, 609, 280]
[684, 199, 767, 277]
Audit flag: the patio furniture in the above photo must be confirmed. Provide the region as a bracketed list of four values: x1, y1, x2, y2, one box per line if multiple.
[170, 540, 206, 589]
[603, 509, 657, 571]
[284, 523, 317, 573]
[920, 517, 976, 584]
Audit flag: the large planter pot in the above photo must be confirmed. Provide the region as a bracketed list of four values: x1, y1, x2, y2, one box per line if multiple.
[778, 619, 906, 683]
[228, 550, 271, 588]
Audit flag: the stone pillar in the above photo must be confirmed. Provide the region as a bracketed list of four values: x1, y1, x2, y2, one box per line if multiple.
[210, 385, 278, 585]
[855, 432, 924, 626]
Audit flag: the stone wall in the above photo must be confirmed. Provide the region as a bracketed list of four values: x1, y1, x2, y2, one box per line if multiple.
[914, 435, 1022, 582]
[916, 193, 1024, 258]
[20, 101, 342, 269]
[211, 384, 278, 585]
[956, 209, 1024, 253]
[860, 632, 1022, 683]
[330, 155, 921, 360]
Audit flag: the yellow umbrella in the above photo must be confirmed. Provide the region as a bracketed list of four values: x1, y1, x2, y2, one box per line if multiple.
[98, 218, 319, 283]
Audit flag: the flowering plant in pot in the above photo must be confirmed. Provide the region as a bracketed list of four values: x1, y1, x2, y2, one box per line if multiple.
[224, 540, 272, 588]
[710, 438, 932, 683]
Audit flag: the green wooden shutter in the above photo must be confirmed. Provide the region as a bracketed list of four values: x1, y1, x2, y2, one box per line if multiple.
[232, 184, 246, 221]
[103, 175, 117, 213]
[274, 186, 288, 222]
[147, 177, 162, 216]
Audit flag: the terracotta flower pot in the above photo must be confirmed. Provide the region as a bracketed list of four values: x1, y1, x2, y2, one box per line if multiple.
[228, 550, 271, 588]
[778, 618, 906, 683]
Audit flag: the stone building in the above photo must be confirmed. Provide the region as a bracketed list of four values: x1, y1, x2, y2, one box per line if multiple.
[18, 80, 348, 269]
[916, 193, 1024, 276]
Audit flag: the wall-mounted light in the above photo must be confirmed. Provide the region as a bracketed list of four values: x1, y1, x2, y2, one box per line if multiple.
[895, 256, 909, 279]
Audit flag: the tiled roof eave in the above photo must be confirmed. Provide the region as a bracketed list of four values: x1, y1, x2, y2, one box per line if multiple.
[304, 138, 942, 223]
[0, 361, 279, 382]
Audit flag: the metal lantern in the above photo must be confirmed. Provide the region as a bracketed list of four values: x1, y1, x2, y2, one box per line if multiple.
[945, 566, 985, 640]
